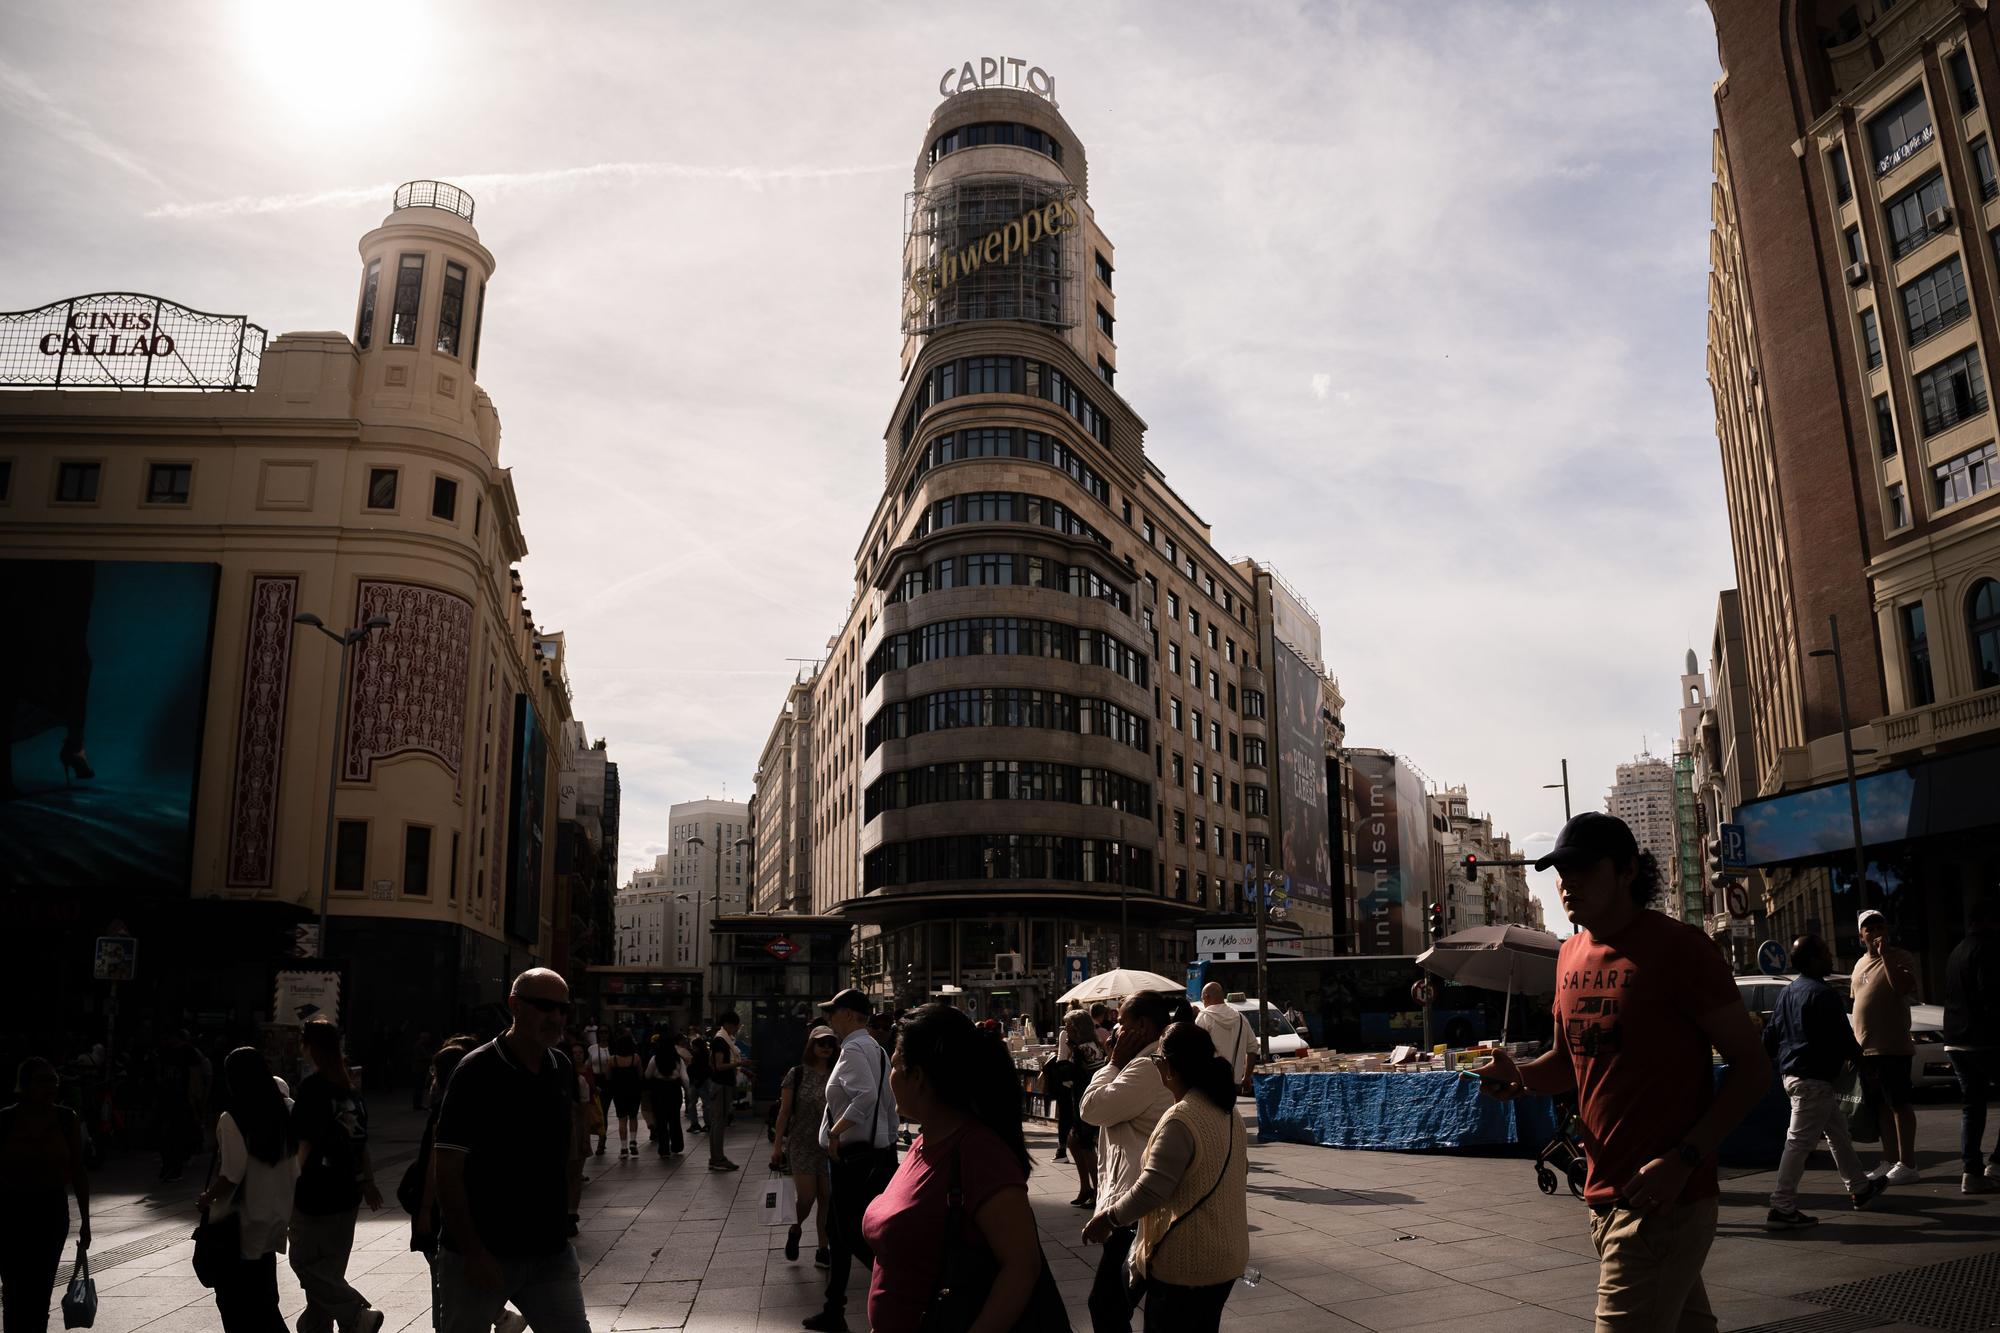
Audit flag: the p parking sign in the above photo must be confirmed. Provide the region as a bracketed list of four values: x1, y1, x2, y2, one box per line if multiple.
[93, 936, 137, 982]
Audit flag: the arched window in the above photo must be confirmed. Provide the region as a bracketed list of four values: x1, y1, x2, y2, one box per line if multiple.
[1971, 578, 2000, 690]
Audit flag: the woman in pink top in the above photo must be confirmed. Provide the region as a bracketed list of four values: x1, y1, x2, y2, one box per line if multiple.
[860, 1004, 1053, 1333]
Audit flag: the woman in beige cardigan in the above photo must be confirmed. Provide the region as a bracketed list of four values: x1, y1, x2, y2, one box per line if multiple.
[1082, 1021, 1248, 1332]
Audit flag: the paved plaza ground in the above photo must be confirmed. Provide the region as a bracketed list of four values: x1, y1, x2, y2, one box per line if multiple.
[49, 1099, 2000, 1332]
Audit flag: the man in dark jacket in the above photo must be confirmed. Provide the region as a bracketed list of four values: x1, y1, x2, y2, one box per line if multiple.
[1945, 897, 2000, 1195]
[1764, 935, 1886, 1228]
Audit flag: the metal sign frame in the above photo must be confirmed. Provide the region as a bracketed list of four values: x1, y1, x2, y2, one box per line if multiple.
[0, 292, 267, 391]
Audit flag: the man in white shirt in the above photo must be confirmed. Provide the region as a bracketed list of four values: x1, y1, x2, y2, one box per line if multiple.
[1078, 990, 1179, 1333]
[1195, 983, 1251, 1085]
[806, 989, 897, 1333]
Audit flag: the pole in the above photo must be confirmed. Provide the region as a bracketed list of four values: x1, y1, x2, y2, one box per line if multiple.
[316, 634, 355, 957]
[1118, 880, 1128, 972]
[1827, 614, 1870, 909]
[1254, 868, 1271, 1063]
[1560, 758, 1571, 821]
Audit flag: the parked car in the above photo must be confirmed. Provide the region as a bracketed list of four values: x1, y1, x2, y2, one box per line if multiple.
[1734, 975, 1952, 1090]
[1228, 998, 1309, 1065]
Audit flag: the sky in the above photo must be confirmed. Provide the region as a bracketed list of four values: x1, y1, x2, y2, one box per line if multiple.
[0, 1, 1733, 933]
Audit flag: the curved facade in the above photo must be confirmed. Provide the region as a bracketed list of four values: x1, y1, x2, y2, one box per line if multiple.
[790, 87, 1309, 1019]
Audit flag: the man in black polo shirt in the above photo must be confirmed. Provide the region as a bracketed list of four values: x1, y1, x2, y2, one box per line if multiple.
[434, 968, 589, 1333]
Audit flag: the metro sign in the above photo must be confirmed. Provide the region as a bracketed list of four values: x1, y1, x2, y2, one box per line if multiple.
[764, 936, 799, 962]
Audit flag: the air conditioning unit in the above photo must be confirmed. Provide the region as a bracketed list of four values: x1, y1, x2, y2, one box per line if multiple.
[1926, 205, 1955, 230]
[1846, 261, 1870, 286]
[994, 952, 1024, 975]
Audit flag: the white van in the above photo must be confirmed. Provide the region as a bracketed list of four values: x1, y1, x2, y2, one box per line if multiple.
[1226, 998, 1309, 1065]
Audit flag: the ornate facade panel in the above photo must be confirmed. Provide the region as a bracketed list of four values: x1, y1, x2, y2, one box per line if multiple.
[342, 581, 473, 782]
[225, 575, 298, 888]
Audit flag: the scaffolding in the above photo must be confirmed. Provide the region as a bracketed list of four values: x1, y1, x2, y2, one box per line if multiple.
[902, 173, 1078, 337]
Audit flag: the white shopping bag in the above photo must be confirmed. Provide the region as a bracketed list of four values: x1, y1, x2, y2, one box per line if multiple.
[761, 1174, 797, 1226]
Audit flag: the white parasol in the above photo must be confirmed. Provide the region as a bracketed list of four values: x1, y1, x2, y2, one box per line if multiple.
[1415, 924, 1562, 1043]
[1057, 968, 1183, 1005]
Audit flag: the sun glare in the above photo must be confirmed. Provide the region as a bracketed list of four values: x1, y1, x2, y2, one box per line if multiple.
[234, 0, 430, 121]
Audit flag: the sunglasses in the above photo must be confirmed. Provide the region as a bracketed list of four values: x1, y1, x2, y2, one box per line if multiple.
[516, 995, 566, 1014]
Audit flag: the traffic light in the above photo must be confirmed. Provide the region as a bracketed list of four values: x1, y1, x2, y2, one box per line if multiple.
[1463, 854, 1479, 883]
[1428, 902, 1444, 938]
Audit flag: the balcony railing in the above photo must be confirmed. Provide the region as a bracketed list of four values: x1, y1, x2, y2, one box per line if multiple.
[394, 180, 476, 221]
[1877, 122, 1936, 176]
[1879, 687, 2000, 750]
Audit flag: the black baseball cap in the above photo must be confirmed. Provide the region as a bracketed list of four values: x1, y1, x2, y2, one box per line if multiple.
[1534, 812, 1639, 872]
[819, 987, 872, 1018]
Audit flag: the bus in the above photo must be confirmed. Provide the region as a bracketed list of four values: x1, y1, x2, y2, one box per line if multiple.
[1194, 955, 1545, 1051]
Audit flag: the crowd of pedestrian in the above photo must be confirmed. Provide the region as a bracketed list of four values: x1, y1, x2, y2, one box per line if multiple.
[3, 812, 1996, 1333]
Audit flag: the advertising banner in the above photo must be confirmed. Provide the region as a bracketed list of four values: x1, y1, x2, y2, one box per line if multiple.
[1270, 640, 1332, 905]
[505, 694, 549, 944]
[1, 560, 219, 889]
[1350, 752, 1432, 955]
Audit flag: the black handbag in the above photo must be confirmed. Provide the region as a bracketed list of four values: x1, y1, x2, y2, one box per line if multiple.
[190, 1150, 240, 1289]
[919, 1143, 1071, 1333]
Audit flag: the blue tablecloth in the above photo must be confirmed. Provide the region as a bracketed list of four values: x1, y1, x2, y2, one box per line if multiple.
[1254, 1070, 1559, 1151]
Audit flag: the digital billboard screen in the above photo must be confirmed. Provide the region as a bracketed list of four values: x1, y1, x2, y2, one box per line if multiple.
[1270, 639, 1331, 905]
[505, 693, 548, 944]
[1, 559, 218, 889]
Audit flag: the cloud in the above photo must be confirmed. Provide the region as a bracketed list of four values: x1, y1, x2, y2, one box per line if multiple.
[144, 158, 908, 220]
[1310, 372, 1331, 400]
[0, 58, 170, 192]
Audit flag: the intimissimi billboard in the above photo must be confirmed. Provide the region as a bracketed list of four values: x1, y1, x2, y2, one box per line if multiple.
[1349, 752, 1430, 955]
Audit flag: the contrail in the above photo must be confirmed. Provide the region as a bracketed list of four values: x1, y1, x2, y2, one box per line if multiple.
[0, 59, 172, 192]
[147, 159, 906, 220]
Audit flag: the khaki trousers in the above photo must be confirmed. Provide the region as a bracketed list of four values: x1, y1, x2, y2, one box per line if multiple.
[1587, 1197, 1719, 1333]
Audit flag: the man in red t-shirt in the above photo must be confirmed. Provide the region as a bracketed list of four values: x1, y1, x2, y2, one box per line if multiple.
[1477, 813, 1769, 1333]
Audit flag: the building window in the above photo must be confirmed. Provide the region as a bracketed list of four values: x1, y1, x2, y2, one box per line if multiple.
[1951, 50, 1979, 114]
[1167, 643, 1180, 673]
[145, 463, 191, 504]
[474, 496, 483, 535]
[1860, 308, 1882, 369]
[356, 258, 381, 349]
[0, 459, 11, 502]
[1142, 519, 1155, 544]
[1095, 304, 1114, 338]
[1167, 592, 1179, 619]
[1121, 499, 1131, 524]
[1245, 736, 1267, 767]
[1174, 810, 1186, 843]
[1096, 356, 1115, 386]
[1933, 439, 1998, 506]
[1888, 481, 1908, 529]
[1901, 602, 1935, 707]
[1900, 255, 1971, 343]
[1876, 393, 1898, 457]
[55, 461, 99, 503]
[432, 475, 458, 520]
[1095, 252, 1113, 286]
[1916, 346, 1988, 435]
[1845, 225, 1865, 266]
[1883, 171, 1949, 258]
[1977, 138, 2000, 201]
[1830, 145, 1853, 203]
[389, 253, 425, 346]
[437, 261, 467, 356]
[335, 821, 368, 892]
[1971, 579, 2000, 689]
[1243, 689, 1266, 719]
[367, 467, 399, 510]
[469, 282, 486, 376]
[449, 831, 460, 901]
[1869, 84, 1933, 175]
[1245, 785, 1270, 816]
[403, 825, 432, 895]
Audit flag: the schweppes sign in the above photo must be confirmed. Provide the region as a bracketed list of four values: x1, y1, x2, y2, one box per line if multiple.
[905, 190, 1079, 320]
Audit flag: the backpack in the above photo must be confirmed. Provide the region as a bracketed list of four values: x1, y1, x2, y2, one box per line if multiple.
[687, 1038, 710, 1087]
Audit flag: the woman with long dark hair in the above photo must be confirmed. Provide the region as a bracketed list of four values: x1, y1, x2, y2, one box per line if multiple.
[289, 1019, 384, 1333]
[861, 1003, 1066, 1333]
[0, 1057, 90, 1333]
[769, 1026, 838, 1267]
[1084, 1023, 1248, 1332]
[607, 1032, 642, 1157]
[197, 1048, 297, 1332]
[1058, 1010, 1105, 1209]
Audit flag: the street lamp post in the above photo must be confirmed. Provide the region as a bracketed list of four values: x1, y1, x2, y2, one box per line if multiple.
[1810, 614, 1877, 925]
[1543, 758, 1571, 821]
[293, 612, 390, 958]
